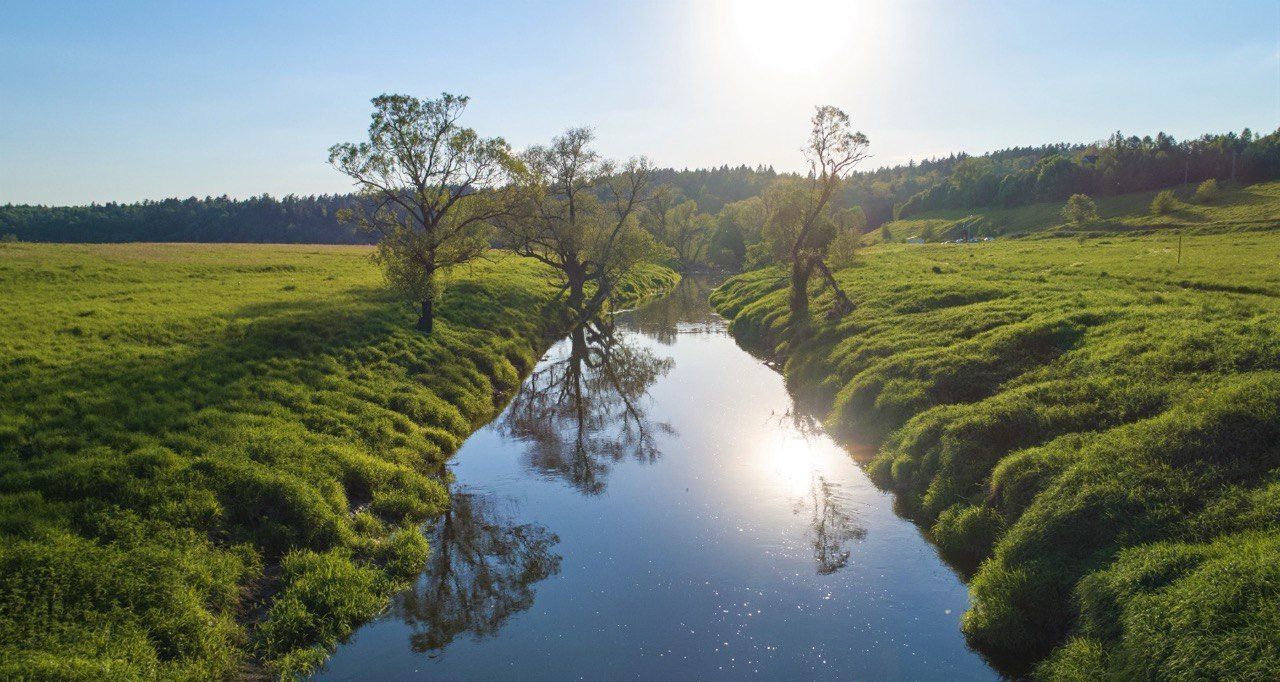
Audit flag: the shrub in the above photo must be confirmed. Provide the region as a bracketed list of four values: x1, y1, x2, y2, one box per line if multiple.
[1061, 194, 1098, 226]
[1150, 190, 1178, 215]
[1194, 178, 1221, 203]
[0, 233, 18, 243]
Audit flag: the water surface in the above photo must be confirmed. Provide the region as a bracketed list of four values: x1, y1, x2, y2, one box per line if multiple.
[317, 277, 998, 680]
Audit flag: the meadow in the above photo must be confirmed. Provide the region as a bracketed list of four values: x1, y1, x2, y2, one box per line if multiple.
[711, 229, 1280, 678]
[877, 179, 1280, 243]
[0, 243, 675, 680]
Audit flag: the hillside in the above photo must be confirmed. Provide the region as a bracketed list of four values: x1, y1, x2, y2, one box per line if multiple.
[711, 229, 1280, 679]
[0, 243, 675, 679]
[877, 180, 1280, 243]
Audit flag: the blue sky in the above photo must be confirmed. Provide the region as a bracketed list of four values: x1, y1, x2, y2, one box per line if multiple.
[2, 0, 1277, 205]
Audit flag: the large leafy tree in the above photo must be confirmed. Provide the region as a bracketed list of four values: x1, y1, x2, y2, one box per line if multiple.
[329, 93, 517, 332]
[499, 127, 663, 318]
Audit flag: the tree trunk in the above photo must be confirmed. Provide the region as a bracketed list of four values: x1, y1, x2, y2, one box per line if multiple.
[567, 277, 585, 312]
[813, 258, 855, 318]
[789, 257, 814, 320]
[417, 297, 434, 333]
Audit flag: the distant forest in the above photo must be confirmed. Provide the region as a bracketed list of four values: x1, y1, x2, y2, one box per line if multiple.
[4, 128, 1277, 244]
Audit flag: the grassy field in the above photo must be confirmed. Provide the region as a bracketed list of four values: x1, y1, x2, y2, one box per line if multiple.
[0, 243, 675, 680]
[876, 179, 1280, 243]
[711, 229, 1280, 678]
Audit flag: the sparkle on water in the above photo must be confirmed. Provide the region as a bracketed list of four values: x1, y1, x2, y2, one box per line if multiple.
[315, 277, 998, 680]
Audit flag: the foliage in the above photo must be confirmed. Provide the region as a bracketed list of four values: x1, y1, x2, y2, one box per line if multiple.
[329, 93, 518, 332]
[759, 106, 869, 320]
[1195, 178, 1221, 203]
[711, 225, 1280, 679]
[1062, 194, 1098, 226]
[499, 127, 665, 317]
[0, 243, 674, 679]
[6, 129, 1277, 245]
[895, 128, 1278, 220]
[1150, 190, 1178, 215]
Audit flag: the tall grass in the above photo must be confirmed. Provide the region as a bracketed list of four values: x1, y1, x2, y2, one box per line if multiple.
[0, 243, 674, 679]
[711, 229, 1280, 679]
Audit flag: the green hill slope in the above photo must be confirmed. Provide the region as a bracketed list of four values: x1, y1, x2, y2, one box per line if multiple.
[877, 180, 1280, 243]
[711, 229, 1280, 679]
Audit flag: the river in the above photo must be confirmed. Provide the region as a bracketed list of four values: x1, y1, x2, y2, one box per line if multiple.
[315, 276, 998, 680]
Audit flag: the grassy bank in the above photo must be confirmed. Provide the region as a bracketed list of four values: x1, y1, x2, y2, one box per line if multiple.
[876, 179, 1280, 243]
[0, 243, 675, 680]
[711, 231, 1280, 678]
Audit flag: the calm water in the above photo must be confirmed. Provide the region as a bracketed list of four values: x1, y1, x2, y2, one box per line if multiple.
[316, 277, 998, 681]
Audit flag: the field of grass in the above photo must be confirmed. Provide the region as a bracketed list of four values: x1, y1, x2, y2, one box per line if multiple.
[875, 179, 1280, 243]
[711, 230, 1280, 678]
[0, 243, 675, 680]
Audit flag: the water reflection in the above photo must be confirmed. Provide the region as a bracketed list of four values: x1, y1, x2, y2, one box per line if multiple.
[391, 489, 561, 654]
[621, 274, 724, 343]
[501, 320, 674, 495]
[794, 475, 866, 575]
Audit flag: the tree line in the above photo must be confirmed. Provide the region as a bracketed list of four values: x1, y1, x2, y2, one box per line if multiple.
[896, 128, 1280, 218]
[6, 125, 1275, 267]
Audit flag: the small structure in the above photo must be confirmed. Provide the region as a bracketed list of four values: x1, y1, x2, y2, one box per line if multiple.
[906, 235, 925, 244]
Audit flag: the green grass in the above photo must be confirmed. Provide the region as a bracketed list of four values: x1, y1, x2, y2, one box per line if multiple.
[711, 228, 1280, 679]
[0, 243, 674, 680]
[875, 179, 1280, 242]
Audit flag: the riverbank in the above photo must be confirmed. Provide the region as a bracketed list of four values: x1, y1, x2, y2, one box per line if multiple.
[316, 275, 997, 680]
[0, 243, 676, 679]
[710, 232, 1280, 679]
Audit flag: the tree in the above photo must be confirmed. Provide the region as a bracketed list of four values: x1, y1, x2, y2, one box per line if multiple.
[708, 197, 766, 270]
[329, 93, 516, 333]
[1062, 193, 1099, 226]
[771, 105, 870, 321]
[645, 198, 712, 269]
[499, 128, 664, 318]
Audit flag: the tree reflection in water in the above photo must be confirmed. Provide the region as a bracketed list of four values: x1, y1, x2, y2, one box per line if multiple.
[794, 475, 867, 575]
[391, 489, 561, 654]
[621, 275, 723, 344]
[500, 319, 674, 495]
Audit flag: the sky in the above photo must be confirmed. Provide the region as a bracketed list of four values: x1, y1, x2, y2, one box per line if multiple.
[2, 0, 1277, 205]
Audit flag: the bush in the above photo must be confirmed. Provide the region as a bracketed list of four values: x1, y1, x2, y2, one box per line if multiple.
[1061, 194, 1098, 226]
[1150, 190, 1178, 215]
[1194, 178, 1221, 204]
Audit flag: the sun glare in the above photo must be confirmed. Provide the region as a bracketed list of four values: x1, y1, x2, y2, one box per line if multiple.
[721, 0, 860, 73]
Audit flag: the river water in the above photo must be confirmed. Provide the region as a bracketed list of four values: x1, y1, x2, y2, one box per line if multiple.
[316, 277, 998, 680]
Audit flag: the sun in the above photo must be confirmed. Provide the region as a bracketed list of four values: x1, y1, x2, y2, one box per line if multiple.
[721, 0, 860, 73]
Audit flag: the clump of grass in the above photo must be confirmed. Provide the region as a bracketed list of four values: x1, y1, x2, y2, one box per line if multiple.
[711, 225, 1280, 678]
[0, 243, 674, 679]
